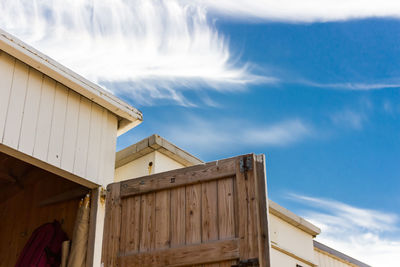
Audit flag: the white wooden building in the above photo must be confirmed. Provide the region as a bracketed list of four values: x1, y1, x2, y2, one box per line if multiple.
[0, 29, 142, 266]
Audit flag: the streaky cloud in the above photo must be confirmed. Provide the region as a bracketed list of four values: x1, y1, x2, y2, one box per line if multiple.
[288, 193, 400, 267]
[302, 81, 400, 90]
[0, 0, 272, 106]
[196, 0, 400, 22]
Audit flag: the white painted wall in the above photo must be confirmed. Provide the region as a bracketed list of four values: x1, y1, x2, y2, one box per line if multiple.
[0, 50, 117, 187]
[114, 151, 185, 182]
[153, 151, 185, 173]
[270, 214, 317, 267]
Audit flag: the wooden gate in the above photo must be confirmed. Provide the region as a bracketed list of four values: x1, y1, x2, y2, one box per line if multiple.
[102, 154, 270, 267]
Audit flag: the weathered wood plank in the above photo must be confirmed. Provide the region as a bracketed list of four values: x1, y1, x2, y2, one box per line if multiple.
[155, 190, 170, 249]
[3, 60, 29, 148]
[0, 51, 15, 142]
[202, 180, 219, 267]
[47, 83, 68, 167]
[218, 177, 235, 240]
[120, 158, 236, 197]
[186, 184, 202, 245]
[139, 192, 155, 252]
[33, 76, 56, 161]
[118, 239, 239, 267]
[202, 180, 218, 242]
[120, 195, 141, 254]
[18, 68, 43, 155]
[101, 183, 121, 267]
[235, 155, 259, 260]
[170, 186, 186, 247]
[255, 154, 271, 267]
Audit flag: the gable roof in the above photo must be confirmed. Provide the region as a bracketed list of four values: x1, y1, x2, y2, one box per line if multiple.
[0, 29, 142, 136]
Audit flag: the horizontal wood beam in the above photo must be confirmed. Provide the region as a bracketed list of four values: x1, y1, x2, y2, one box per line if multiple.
[119, 157, 237, 197]
[118, 239, 239, 267]
[39, 187, 89, 207]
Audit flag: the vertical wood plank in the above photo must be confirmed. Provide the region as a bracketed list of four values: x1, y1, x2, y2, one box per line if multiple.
[218, 177, 238, 267]
[0, 51, 15, 141]
[218, 177, 235, 240]
[120, 196, 141, 254]
[86, 104, 103, 181]
[73, 97, 92, 177]
[140, 193, 155, 252]
[18, 68, 43, 155]
[61, 90, 80, 172]
[155, 190, 170, 249]
[202, 180, 218, 242]
[47, 83, 68, 167]
[3, 60, 29, 148]
[235, 155, 259, 261]
[255, 154, 271, 267]
[170, 186, 186, 247]
[202, 181, 219, 267]
[101, 183, 122, 267]
[186, 184, 202, 245]
[33, 76, 56, 161]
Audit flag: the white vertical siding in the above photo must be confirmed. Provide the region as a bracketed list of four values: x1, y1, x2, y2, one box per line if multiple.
[0, 50, 118, 187]
[314, 249, 356, 267]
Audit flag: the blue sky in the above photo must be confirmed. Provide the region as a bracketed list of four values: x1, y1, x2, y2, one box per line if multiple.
[1, 1, 400, 265]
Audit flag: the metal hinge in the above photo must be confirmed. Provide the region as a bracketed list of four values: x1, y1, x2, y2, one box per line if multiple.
[239, 156, 253, 173]
[231, 258, 259, 267]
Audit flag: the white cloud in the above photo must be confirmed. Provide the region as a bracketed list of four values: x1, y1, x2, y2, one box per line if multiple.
[0, 0, 273, 106]
[197, 0, 400, 22]
[330, 109, 367, 130]
[289, 194, 400, 267]
[303, 81, 400, 91]
[160, 116, 311, 155]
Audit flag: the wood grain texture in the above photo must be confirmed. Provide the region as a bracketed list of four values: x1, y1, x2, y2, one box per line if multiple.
[186, 183, 202, 245]
[170, 186, 186, 247]
[155, 190, 170, 249]
[120, 158, 236, 197]
[139, 192, 155, 252]
[101, 183, 122, 267]
[103, 154, 270, 266]
[119, 239, 239, 267]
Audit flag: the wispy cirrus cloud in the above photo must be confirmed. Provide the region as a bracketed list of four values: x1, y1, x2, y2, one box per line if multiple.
[197, 0, 400, 22]
[0, 0, 273, 106]
[302, 81, 400, 91]
[158, 116, 312, 157]
[330, 109, 367, 130]
[2, 0, 400, 106]
[288, 193, 400, 267]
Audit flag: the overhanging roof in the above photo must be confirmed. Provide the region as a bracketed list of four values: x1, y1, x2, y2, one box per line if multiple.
[0, 29, 142, 136]
[116, 134, 203, 168]
[269, 200, 321, 237]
